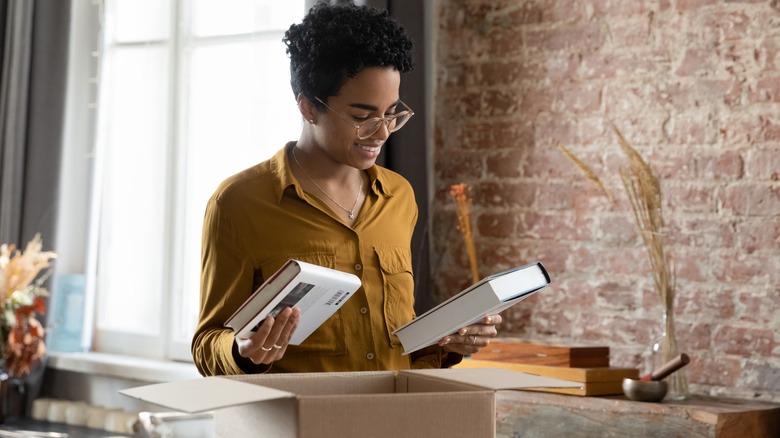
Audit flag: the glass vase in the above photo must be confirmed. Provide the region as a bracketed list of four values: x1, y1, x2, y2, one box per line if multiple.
[650, 307, 688, 400]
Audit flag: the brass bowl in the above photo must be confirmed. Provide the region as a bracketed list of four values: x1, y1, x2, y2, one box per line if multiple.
[622, 378, 668, 402]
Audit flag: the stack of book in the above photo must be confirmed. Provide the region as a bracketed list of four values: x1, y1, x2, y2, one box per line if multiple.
[456, 339, 638, 396]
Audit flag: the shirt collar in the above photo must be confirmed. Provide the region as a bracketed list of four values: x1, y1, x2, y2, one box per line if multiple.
[270, 142, 395, 204]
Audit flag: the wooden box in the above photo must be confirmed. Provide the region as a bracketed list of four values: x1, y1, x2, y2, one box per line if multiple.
[469, 340, 610, 368]
[456, 358, 638, 396]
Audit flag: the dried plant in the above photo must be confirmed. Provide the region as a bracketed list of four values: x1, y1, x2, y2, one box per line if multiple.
[0, 234, 56, 378]
[557, 142, 615, 204]
[611, 123, 674, 313]
[450, 183, 480, 284]
[558, 126, 679, 353]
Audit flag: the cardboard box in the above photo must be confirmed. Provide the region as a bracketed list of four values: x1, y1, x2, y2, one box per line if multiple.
[121, 368, 581, 438]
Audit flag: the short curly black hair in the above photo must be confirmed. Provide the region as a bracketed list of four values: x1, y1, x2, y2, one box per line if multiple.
[283, 2, 414, 108]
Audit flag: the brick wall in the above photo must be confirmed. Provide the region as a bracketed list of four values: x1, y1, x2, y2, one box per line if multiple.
[432, 0, 780, 400]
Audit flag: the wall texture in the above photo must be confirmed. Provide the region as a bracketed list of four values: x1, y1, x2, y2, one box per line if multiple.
[432, 0, 779, 400]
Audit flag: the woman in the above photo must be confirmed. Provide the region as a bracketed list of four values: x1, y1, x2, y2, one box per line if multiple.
[192, 2, 501, 376]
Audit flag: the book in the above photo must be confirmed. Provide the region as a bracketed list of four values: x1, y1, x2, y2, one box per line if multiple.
[455, 358, 639, 396]
[469, 340, 610, 367]
[393, 261, 550, 355]
[225, 259, 361, 344]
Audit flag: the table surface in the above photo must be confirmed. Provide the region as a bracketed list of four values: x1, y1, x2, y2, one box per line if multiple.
[0, 417, 132, 438]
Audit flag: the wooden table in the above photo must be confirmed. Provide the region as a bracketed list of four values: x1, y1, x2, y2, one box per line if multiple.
[495, 390, 780, 438]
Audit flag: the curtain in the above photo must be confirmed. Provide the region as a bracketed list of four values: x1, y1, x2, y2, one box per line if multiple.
[0, 0, 71, 417]
[383, 0, 434, 312]
[0, 0, 70, 250]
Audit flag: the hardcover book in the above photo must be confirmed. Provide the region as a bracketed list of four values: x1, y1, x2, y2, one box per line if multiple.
[393, 262, 550, 355]
[225, 259, 361, 344]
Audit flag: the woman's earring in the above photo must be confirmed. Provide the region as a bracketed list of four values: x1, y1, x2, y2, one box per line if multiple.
[307, 119, 315, 125]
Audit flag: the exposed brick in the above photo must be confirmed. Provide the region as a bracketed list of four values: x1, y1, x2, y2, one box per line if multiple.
[664, 182, 718, 214]
[717, 326, 776, 357]
[721, 184, 780, 216]
[676, 0, 720, 11]
[701, 10, 751, 41]
[559, 85, 602, 113]
[743, 362, 780, 392]
[433, 0, 780, 401]
[677, 284, 735, 318]
[519, 86, 556, 115]
[687, 356, 741, 387]
[683, 322, 714, 351]
[665, 217, 737, 248]
[605, 18, 653, 49]
[720, 254, 774, 284]
[653, 149, 744, 180]
[580, 51, 671, 80]
[435, 151, 484, 181]
[760, 114, 780, 142]
[524, 22, 606, 54]
[485, 150, 524, 178]
[737, 288, 780, 325]
[461, 119, 536, 151]
[476, 212, 518, 238]
[590, 0, 650, 16]
[736, 219, 780, 253]
[744, 146, 780, 181]
[533, 114, 579, 148]
[676, 48, 721, 77]
[594, 214, 636, 245]
[518, 211, 596, 242]
[474, 181, 537, 209]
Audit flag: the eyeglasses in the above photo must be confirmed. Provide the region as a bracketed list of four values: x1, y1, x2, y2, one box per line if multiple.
[314, 97, 414, 140]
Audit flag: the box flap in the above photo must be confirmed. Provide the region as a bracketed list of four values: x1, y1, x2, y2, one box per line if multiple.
[403, 367, 583, 391]
[120, 376, 295, 413]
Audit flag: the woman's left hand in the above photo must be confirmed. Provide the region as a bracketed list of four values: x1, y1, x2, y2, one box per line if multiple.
[439, 314, 502, 355]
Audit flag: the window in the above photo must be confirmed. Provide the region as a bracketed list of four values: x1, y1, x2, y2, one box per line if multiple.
[84, 0, 305, 361]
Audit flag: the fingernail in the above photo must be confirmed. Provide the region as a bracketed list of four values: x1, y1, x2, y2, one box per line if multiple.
[486, 316, 493, 324]
[459, 328, 467, 335]
[441, 337, 451, 345]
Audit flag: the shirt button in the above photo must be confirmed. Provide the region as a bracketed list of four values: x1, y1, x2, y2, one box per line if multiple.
[354, 264, 362, 271]
[360, 307, 368, 314]
[366, 353, 375, 360]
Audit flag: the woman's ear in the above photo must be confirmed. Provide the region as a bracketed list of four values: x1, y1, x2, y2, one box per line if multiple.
[297, 94, 317, 124]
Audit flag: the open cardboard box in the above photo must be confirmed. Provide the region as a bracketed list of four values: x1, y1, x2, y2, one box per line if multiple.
[121, 368, 581, 438]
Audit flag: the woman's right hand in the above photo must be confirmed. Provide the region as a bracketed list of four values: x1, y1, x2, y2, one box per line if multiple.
[235, 307, 301, 364]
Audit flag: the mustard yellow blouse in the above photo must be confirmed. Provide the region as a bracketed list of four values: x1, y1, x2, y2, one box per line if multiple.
[192, 143, 460, 375]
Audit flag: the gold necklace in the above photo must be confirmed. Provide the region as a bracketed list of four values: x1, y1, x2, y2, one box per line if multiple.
[292, 147, 363, 220]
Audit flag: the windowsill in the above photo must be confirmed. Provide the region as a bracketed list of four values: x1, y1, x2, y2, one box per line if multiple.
[47, 352, 202, 383]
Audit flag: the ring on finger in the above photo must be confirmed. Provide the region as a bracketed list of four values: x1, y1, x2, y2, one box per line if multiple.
[471, 335, 477, 345]
[273, 344, 283, 349]
[261, 346, 273, 352]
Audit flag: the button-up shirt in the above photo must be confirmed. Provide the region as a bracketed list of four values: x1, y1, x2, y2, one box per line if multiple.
[192, 143, 460, 375]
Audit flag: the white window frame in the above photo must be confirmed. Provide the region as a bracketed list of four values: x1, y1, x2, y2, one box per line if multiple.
[57, 0, 311, 363]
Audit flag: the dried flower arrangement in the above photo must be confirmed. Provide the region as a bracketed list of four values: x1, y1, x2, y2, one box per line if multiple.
[559, 123, 687, 396]
[0, 234, 56, 378]
[450, 183, 480, 284]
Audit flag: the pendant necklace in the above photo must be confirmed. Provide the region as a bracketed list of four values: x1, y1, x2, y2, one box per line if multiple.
[292, 147, 363, 220]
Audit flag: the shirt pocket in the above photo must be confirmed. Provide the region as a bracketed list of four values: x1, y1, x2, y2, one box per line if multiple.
[259, 252, 347, 358]
[375, 246, 416, 348]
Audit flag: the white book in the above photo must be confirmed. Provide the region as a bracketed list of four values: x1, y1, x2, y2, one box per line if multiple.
[225, 259, 361, 344]
[393, 262, 550, 355]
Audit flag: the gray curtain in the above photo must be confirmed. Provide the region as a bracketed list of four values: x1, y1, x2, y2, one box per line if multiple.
[0, 0, 70, 251]
[0, 0, 71, 417]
